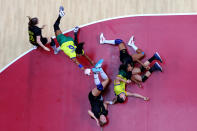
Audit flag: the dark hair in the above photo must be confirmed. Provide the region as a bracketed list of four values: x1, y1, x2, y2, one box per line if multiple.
[75, 42, 84, 54]
[27, 16, 38, 27]
[99, 121, 105, 127]
[119, 64, 132, 79]
[117, 95, 125, 103]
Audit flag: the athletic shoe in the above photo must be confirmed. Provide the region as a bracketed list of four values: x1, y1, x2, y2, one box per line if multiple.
[92, 68, 102, 73]
[153, 62, 162, 72]
[33, 46, 37, 49]
[100, 33, 105, 44]
[128, 35, 135, 47]
[95, 59, 104, 68]
[154, 52, 162, 63]
[73, 26, 79, 33]
[54, 46, 61, 54]
[59, 6, 65, 17]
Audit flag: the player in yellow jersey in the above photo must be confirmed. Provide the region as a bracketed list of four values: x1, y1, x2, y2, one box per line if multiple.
[53, 6, 94, 71]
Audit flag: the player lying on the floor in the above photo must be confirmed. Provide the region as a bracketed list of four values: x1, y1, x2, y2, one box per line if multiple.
[88, 59, 112, 127]
[53, 6, 94, 71]
[100, 33, 163, 87]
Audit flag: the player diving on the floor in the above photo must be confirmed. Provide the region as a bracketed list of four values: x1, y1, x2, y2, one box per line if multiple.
[53, 6, 94, 71]
[88, 59, 112, 127]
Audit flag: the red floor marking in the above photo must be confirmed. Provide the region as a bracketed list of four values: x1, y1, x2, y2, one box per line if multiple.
[1, 15, 197, 131]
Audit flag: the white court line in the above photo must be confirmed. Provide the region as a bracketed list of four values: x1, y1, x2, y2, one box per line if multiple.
[1, 12, 197, 73]
[0, 48, 35, 73]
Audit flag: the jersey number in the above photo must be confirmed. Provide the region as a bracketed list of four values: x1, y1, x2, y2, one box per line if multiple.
[67, 45, 75, 52]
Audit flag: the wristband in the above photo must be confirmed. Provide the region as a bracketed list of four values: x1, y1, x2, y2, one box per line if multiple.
[78, 64, 83, 68]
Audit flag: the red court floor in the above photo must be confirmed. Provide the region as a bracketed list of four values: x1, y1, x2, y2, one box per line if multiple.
[1, 15, 197, 131]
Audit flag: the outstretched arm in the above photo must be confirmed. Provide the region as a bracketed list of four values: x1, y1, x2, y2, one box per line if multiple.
[36, 36, 50, 51]
[127, 91, 149, 101]
[83, 54, 94, 66]
[88, 110, 100, 127]
[72, 58, 85, 70]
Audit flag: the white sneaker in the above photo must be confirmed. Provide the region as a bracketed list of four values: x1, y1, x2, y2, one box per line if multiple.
[100, 33, 105, 44]
[54, 46, 61, 54]
[128, 35, 135, 47]
[73, 26, 79, 33]
[59, 6, 65, 17]
[33, 46, 37, 49]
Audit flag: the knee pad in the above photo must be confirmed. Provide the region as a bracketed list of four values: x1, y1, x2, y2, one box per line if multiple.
[50, 38, 55, 46]
[142, 75, 148, 82]
[115, 39, 123, 45]
[96, 83, 104, 91]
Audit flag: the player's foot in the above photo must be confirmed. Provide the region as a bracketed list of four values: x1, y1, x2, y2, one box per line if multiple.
[54, 46, 61, 54]
[73, 26, 79, 33]
[92, 68, 102, 74]
[100, 33, 105, 44]
[33, 46, 37, 49]
[153, 62, 162, 72]
[128, 35, 135, 47]
[59, 6, 65, 17]
[95, 59, 104, 68]
[153, 52, 162, 63]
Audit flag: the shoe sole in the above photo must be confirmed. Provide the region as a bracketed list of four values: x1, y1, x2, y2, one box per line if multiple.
[155, 52, 162, 63]
[155, 62, 162, 72]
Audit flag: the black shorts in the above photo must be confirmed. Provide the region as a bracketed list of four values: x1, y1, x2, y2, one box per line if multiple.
[31, 37, 48, 46]
[120, 49, 134, 66]
[88, 91, 108, 118]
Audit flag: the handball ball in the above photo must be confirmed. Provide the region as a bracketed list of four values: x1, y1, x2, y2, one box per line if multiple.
[84, 68, 92, 75]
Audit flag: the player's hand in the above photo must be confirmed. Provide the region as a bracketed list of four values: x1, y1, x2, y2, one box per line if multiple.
[43, 47, 50, 51]
[144, 97, 149, 101]
[126, 80, 131, 84]
[41, 25, 47, 29]
[96, 120, 100, 127]
[137, 83, 142, 88]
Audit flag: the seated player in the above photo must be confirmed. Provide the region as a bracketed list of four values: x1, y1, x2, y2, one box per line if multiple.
[88, 59, 111, 127]
[53, 6, 94, 71]
[27, 16, 59, 54]
[100, 33, 163, 87]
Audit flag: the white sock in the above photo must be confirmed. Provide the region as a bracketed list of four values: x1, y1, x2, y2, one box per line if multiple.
[100, 68, 108, 80]
[104, 40, 116, 45]
[131, 43, 138, 51]
[94, 73, 101, 85]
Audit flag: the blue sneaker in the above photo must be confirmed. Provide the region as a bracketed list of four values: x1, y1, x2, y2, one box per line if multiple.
[154, 62, 162, 72]
[59, 6, 64, 11]
[92, 68, 102, 73]
[59, 6, 65, 17]
[154, 52, 162, 63]
[95, 59, 104, 68]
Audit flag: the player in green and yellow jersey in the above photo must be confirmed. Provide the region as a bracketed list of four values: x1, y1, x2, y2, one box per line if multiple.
[53, 6, 94, 71]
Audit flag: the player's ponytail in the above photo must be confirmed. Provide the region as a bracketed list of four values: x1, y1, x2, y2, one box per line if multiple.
[27, 16, 38, 27]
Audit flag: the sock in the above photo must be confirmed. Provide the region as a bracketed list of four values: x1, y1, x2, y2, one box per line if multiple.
[100, 68, 108, 80]
[131, 43, 138, 51]
[148, 55, 155, 63]
[54, 16, 61, 31]
[94, 73, 101, 85]
[74, 32, 78, 45]
[104, 39, 116, 44]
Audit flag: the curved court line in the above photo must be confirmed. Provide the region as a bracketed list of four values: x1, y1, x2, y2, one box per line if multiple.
[1, 12, 197, 73]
